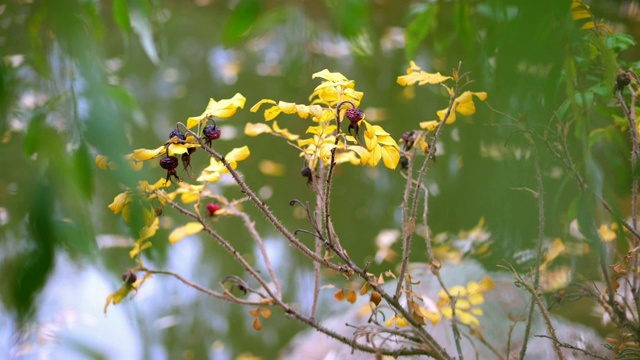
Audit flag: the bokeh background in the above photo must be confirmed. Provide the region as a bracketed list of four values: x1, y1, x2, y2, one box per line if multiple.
[1, 0, 639, 359]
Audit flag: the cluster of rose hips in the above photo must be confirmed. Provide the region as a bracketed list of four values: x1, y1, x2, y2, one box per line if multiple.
[159, 119, 221, 183]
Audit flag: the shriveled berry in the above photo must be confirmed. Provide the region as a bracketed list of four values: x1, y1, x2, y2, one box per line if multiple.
[203, 124, 221, 141]
[169, 128, 186, 141]
[401, 130, 416, 151]
[301, 166, 312, 178]
[160, 156, 179, 170]
[399, 155, 409, 169]
[345, 108, 364, 123]
[616, 72, 632, 92]
[206, 203, 222, 216]
[122, 271, 137, 285]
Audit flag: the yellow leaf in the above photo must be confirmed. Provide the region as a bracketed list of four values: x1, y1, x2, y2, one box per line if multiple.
[571, 8, 591, 20]
[311, 69, 349, 83]
[381, 146, 400, 170]
[167, 143, 190, 156]
[205, 93, 246, 118]
[479, 276, 494, 291]
[180, 191, 200, 204]
[458, 310, 479, 326]
[419, 120, 440, 131]
[129, 239, 152, 258]
[225, 146, 250, 163]
[397, 70, 452, 87]
[197, 171, 221, 183]
[244, 123, 272, 137]
[108, 192, 130, 215]
[139, 217, 160, 241]
[580, 21, 595, 30]
[437, 108, 456, 123]
[96, 155, 109, 170]
[334, 289, 345, 301]
[259, 160, 285, 176]
[104, 284, 133, 314]
[263, 105, 281, 121]
[168, 222, 204, 244]
[598, 223, 617, 242]
[131, 146, 165, 161]
[250, 99, 276, 112]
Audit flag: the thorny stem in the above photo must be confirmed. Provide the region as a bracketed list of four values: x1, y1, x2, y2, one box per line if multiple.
[518, 132, 546, 360]
[184, 129, 344, 273]
[616, 84, 640, 316]
[535, 335, 608, 360]
[395, 74, 460, 299]
[156, 192, 280, 302]
[311, 164, 326, 320]
[322, 238, 451, 359]
[512, 271, 564, 360]
[140, 268, 266, 306]
[160, 130, 453, 357]
[323, 101, 356, 249]
[434, 270, 464, 360]
[234, 208, 283, 300]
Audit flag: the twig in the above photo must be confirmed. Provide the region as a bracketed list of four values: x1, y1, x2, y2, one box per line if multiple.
[234, 207, 282, 300]
[395, 65, 462, 299]
[535, 335, 608, 359]
[140, 268, 266, 306]
[434, 269, 464, 360]
[518, 131, 546, 360]
[511, 270, 565, 360]
[181, 129, 344, 273]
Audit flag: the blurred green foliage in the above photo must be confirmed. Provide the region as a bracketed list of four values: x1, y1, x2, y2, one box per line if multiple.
[1, 0, 639, 358]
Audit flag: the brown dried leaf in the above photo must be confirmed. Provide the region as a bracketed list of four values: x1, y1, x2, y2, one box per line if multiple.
[346, 290, 357, 304]
[259, 308, 272, 319]
[370, 291, 382, 306]
[360, 283, 370, 295]
[252, 317, 263, 331]
[248, 308, 259, 317]
[334, 289, 345, 302]
[384, 270, 396, 279]
[411, 308, 426, 325]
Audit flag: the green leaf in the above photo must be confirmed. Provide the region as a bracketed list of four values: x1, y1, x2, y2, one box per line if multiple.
[454, 0, 472, 49]
[73, 140, 94, 199]
[23, 113, 46, 156]
[113, 0, 131, 35]
[331, 0, 367, 39]
[588, 128, 607, 147]
[577, 194, 605, 258]
[222, 0, 262, 46]
[130, 0, 159, 65]
[405, 3, 438, 60]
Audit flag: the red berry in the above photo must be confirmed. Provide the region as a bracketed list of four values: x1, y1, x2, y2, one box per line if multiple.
[206, 203, 221, 216]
